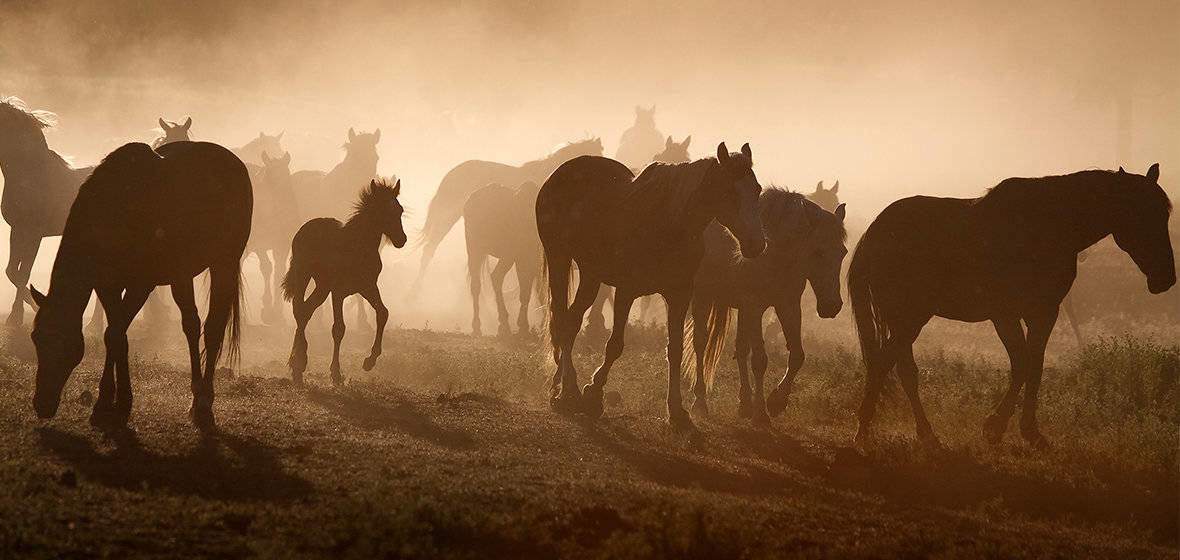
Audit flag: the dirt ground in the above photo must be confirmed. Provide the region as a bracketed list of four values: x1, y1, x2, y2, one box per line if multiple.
[0, 314, 1175, 559]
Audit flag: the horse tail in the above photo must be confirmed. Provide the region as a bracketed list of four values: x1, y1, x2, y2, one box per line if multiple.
[681, 299, 733, 391]
[281, 235, 310, 305]
[539, 248, 574, 364]
[225, 258, 244, 365]
[848, 240, 889, 390]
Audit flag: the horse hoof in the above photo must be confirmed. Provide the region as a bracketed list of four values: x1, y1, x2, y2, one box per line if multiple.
[581, 384, 604, 418]
[667, 407, 695, 431]
[982, 415, 1007, 444]
[737, 398, 754, 418]
[330, 372, 343, 387]
[1022, 429, 1050, 451]
[189, 406, 216, 431]
[291, 371, 304, 387]
[362, 356, 378, 371]
[550, 391, 582, 416]
[751, 408, 771, 426]
[690, 397, 709, 419]
[765, 386, 790, 417]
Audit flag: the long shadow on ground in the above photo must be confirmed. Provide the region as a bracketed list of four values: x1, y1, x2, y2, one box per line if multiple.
[306, 387, 477, 450]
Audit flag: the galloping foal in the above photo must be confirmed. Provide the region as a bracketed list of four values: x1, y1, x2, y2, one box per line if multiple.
[537, 143, 766, 429]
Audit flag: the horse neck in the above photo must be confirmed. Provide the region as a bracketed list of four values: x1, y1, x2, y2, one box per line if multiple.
[0, 140, 60, 178]
[44, 238, 94, 323]
[1030, 175, 1125, 253]
[342, 212, 385, 249]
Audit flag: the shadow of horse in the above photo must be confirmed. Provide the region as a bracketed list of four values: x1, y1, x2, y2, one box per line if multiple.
[36, 427, 312, 502]
[306, 388, 476, 450]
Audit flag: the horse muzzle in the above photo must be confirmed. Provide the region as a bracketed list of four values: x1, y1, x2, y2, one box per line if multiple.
[1148, 271, 1176, 294]
[817, 299, 843, 319]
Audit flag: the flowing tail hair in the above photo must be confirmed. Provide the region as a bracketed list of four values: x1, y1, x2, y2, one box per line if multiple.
[281, 242, 310, 306]
[680, 299, 733, 391]
[848, 241, 893, 395]
[539, 248, 574, 366]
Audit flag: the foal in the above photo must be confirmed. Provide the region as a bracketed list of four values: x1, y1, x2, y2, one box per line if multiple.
[283, 179, 407, 386]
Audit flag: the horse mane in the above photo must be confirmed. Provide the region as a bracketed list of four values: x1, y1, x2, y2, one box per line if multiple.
[82, 143, 162, 195]
[0, 96, 58, 129]
[347, 179, 399, 225]
[623, 158, 715, 233]
[978, 169, 1172, 213]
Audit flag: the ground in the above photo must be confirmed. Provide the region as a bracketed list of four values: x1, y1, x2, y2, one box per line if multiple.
[0, 313, 1175, 559]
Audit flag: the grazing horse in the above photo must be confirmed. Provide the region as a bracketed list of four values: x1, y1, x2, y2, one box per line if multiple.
[413, 138, 604, 294]
[246, 152, 301, 323]
[31, 141, 251, 430]
[689, 189, 847, 423]
[0, 97, 93, 326]
[283, 179, 407, 387]
[463, 181, 542, 337]
[614, 105, 665, 170]
[849, 165, 1175, 447]
[232, 131, 284, 165]
[537, 143, 766, 428]
[807, 180, 840, 212]
[152, 117, 192, 148]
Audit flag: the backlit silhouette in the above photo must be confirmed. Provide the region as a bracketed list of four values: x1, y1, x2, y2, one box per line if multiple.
[31, 141, 252, 430]
[463, 181, 542, 337]
[614, 105, 665, 170]
[806, 180, 840, 212]
[246, 152, 301, 323]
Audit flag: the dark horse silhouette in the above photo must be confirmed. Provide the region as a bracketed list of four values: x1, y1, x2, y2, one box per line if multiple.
[283, 179, 407, 387]
[412, 138, 604, 295]
[690, 189, 847, 423]
[537, 143, 766, 428]
[0, 97, 93, 326]
[31, 141, 251, 430]
[849, 165, 1175, 447]
[463, 181, 542, 337]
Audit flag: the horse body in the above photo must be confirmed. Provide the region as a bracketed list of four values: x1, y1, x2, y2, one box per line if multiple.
[537, 143, 765, 428]
[31, 141, 251, 430]
[413, 138, 604, 293]
[291, 128, 381, 223]
[615, 105, 665, 170]
[0, 97, 95, 326]
[284, 179, 406, 386]
[246, 152, 301, 323]
[850, 166, 1175, 447]
[690, 190, 847, 422]
[232, 131, 284, 165]
[463, 181, 542, 337]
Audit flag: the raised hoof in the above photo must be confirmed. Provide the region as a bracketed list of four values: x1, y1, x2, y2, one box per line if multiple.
[982, 414, 1007, 445]
[581, 384, 605, 418]
[362, 355, 378, 371]
[765, 386, 791, 417]
[737, 397, 754, 418]
[667, 407, 695, 431]
[550, 390, 582, 416]
[690, 397, 709, 419]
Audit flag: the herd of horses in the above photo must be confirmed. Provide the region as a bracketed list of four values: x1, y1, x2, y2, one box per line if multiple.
[1, 97, 1175, 448]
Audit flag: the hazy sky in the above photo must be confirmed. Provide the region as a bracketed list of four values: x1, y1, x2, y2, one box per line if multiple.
[2, 0, 1177, 318]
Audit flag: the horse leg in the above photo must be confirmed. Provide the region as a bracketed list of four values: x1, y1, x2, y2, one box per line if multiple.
[329, 292, 346, 387]
[468, 246, 485, 336]
[193, 262, 238, 429]
[552, 273, 601, 413]
[1061, 293, 1084, 348]
[515, 264, 535, 336]
[1019, 307, 1058, 449]
[766, 302, 803, 417]
[171, 279, 203, 415]
[735, 319, 753, 418]
[85, 294, 106, 336]
[747, 311, 771, 425]
[583, 289, 635, 418]
[102, 286, 153, 427]
[895, 337, 936, 444]
[6, 228, 39, 326]
[855, 336, 902, 445]
[289, 284, 329, 386]
[983, 317, 1027, 444]
[89, 289, 120, 427]
[258, 250, 275, 323]
[689, 297, 711, 418]
[663, 288, 693, 429]
[359, 285, 388, 371]
[585, 285, 611, 339]
[489, 259, 512, 337]
[544, 252, 571, 397]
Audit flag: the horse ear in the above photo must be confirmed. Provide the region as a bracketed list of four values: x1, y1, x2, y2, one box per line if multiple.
[1118, 166, 1126, 174]
[181, 117, 192, 131]
[666, 136, 674, 148]
[29, 285, 46, 308]
[831, 180, 839, 194]
[740, 143, 751, 159]
[716, 142, 729, 164]
[158, 118, 168, 130]
[348, 128, 356, 142]
[815, 181, 824, 193]
[373, 128, 381, 142]
[682, 135, 691, 148]
[392, 179, 401, 196]
[834, 203, 846, 221]
[1146, 163, 1160, 183]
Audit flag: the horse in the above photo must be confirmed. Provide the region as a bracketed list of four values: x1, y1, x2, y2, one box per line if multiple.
[652, 135, 691, 167]
[0, 97, 94, 327]
[463, 181, 542, 337]
[807, 180, 840, 212]
[537, 142, 766, 428]
[152, 117, 192, 148]
[291, 128, 381, 222]
[246, 152, 301, 324]
[30, 141, 251, 430]
[849, 165, 1174, 448]
[232, 131, 284, 165]
[413, 138, 604, 294]
[614, 105, 665, 170]
[689, 189, 847, 423]
[283, 179, 407, 387]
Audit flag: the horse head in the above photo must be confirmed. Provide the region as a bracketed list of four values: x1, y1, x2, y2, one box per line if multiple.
[806, 180, 841, 213]
[29, 285, 84, 419]
[256, 130, 285, 160]
[712, 142, 765, 259]
[653, 135, 691, 164]
[344, 127, 380, 169]
[634, 104, 656, 128]
[156, 116, 192, 146]
[1112, 164, 1175, 294]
